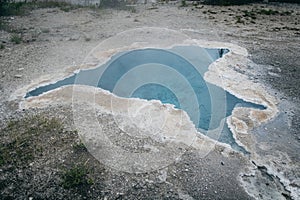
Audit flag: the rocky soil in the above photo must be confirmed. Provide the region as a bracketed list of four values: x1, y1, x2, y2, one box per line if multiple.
[0, 1, 299, 199]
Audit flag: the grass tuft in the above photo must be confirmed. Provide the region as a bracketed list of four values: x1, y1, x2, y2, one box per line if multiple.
[73, 142, 87, 152]
[61, 164, 93, 189]
[180, 0, 187, 7]
[10, 33, 22, 44]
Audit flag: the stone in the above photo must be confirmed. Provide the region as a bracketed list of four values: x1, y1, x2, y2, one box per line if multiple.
[70, 34, 81, 41]
[14, 74, 23, 78]
[83, 33, 91, 41]
[41, 27, 50, 33]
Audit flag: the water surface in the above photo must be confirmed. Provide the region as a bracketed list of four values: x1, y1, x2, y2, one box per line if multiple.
[26, 46, 265, 152]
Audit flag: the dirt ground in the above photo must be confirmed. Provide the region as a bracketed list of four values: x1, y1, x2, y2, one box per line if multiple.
[0, 1, 299, 199]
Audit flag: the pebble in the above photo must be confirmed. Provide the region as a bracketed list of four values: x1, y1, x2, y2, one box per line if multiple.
[268, 71, 281, 77]
[70, 34, 81, 41]
[40, 27, 50, 33]
[14, 74, 23, 78]
[83, 33, 91, 41]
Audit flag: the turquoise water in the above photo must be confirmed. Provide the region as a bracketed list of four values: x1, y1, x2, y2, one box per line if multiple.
[25, 46, 265, 152]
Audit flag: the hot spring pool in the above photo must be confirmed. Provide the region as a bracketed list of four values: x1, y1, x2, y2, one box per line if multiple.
[26, 46, 265, 152]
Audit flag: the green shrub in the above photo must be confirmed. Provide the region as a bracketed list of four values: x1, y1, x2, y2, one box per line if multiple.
[73, 142, 87, 152]
[99, 0, 128, 9]
[0, 0, 26, 16]
[0, 1, 80, 16]
[10, 33, 22, 44]
[61, 165, 93, 189]
[180, 0, 187, 7]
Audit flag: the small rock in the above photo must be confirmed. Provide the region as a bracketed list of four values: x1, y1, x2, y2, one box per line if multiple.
[17, 67, 24, 71]
[221, 161, 224, 165]
[70, 34, 81, 41]
[14, 74, 23, 78]
[83, 33, 91, 41]
[158, 169, 167, 183]
[268, 71, 280, 77]
[147, 7, 158, 10]
[40, 27, 50, 33]
[2, 71, 5, 77]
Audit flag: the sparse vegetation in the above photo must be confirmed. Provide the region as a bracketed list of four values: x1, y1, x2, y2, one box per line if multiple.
[10, 33, 22, 44]
[0, 18, 22, 33]
[0, 0, 26, 16]
[0, 1, 81, 17]
[258, 8, 279, 15]
[0, 113, 104, 198]
[0, 116, 64, 167]
[0, 19, 9, 31]
[98, 0, 130, 10]
[180, 0, 187, 7]
[73, 141, 87, 152]
[202, 0, 262, 6]
[223, 8, 294, 25]
[242, 10, 257, 19]
[61, 164, 93, 189]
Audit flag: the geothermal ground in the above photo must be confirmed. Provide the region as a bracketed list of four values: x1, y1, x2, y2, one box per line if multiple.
[0, 2, 299, 199]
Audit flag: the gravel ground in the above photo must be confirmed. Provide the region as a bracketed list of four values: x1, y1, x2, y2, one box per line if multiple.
[0, 2, 299, 199]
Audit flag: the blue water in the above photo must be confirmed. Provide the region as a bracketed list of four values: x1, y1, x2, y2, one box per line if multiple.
[25, 46, 265, 152]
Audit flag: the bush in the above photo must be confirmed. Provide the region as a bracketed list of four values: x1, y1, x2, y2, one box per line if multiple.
[0, 1, 80, 16]
[99, 0, 128, 8]
[0, 0, 26, 16]
[10, 33, 22, 44]
[181, 0, 187, 7]
[61, 165, 93, 189]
